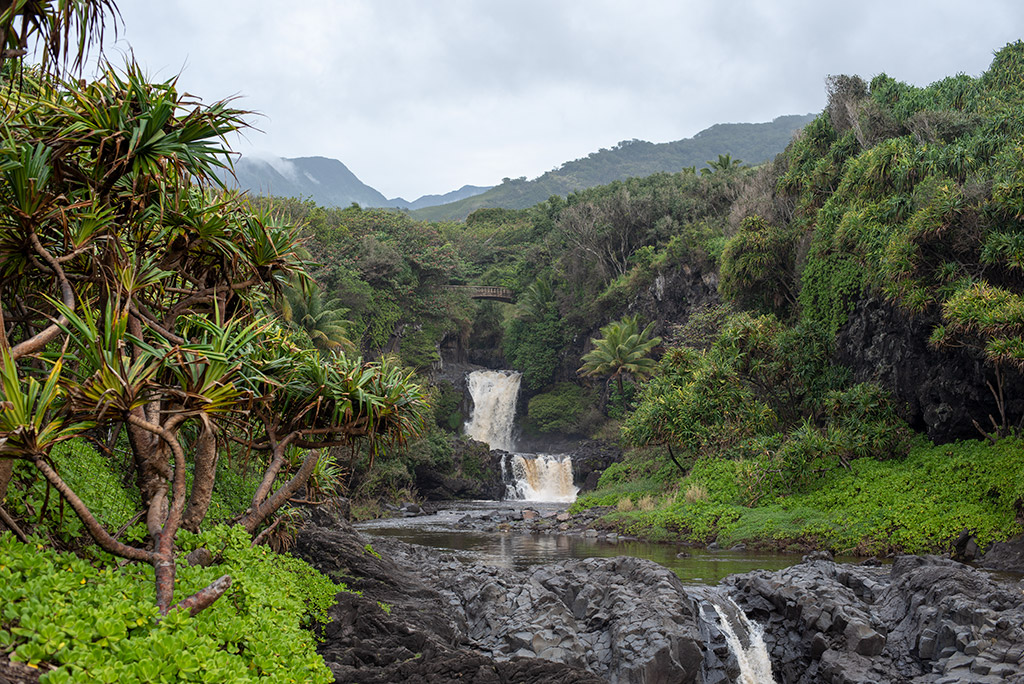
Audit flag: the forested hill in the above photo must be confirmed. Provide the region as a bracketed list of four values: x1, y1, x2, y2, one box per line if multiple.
[410, 113, 816, 221]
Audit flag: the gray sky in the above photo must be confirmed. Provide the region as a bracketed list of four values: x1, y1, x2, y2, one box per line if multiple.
[108, 1, 1023, 200]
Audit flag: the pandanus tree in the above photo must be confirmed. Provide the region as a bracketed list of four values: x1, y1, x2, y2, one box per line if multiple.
[0, 62, 427, 616]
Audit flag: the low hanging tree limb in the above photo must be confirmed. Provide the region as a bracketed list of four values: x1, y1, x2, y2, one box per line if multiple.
[171, 575, 232, 617]
[239, 450, 319, 534]
[0, 501, 28, 543]
[666, 444, 688, 476]
[9, 232, 74, 360]
[33, 457, 153, 562]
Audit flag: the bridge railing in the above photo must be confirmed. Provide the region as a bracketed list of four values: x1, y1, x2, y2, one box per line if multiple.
[446, 285, 515, 302]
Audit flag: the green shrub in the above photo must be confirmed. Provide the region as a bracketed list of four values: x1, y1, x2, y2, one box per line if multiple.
[526, 383, 592, 434]
[5, 439, 139, 543]
[0, 525, 337, 683]
[576, 437, 1024, 555]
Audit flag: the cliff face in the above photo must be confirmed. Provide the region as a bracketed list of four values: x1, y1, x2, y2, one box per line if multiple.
[836, 298, 1024, 443]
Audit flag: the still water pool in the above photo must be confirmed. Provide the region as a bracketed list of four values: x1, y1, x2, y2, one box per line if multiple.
[356, 501, 838, 585]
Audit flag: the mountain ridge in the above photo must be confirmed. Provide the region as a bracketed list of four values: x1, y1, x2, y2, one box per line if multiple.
[225, 113, 815, 217]
[411, 113, 816, 220]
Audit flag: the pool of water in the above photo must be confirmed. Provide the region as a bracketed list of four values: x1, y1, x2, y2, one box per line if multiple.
[356, 501, 828, 585]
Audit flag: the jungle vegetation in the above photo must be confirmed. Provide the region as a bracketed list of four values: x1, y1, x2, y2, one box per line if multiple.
[0, 2, 425, 680]
[3, 3, 1024, 677]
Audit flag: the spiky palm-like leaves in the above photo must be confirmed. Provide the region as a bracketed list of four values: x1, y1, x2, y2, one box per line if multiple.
[279, 285, 354, 354]
[0, 55, 427, 617]
[578, 315, 662, 398]
[0, 0, 119, 75]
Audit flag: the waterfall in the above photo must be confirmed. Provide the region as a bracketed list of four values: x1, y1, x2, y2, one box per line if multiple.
[464, 370, 578, 503]
[712, 596, 777, 684]
[506, 453, 578, 502]
[464, 370, 521, 452]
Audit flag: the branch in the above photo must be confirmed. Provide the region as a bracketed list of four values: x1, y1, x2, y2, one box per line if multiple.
[125, 413, 187, 537]
[0, 503, 28, 543]
[251, 516, 283, 547]
[9, 232, 75, 360]
[33, 458, 152, 562]
[239, 450, 319, 534]
[248, 432, 298, 507]
[666, 444, 688, 476]
[170, 574, 232, 617]
[130, 302, 186, 345]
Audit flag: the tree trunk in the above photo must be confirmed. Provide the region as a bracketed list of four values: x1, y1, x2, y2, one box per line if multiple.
[126, 411, 167, 512]
[0, 458, 11, 504]
[239, 451, 319, 534]
[181, 424, 218, 532]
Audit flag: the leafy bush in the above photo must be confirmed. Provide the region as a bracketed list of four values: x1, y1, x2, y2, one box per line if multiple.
[526, 383, 593, 434]
[582, 438, 1024, 555]
[6, 439, 139, 543]
[503, 309, 567, 390]
[0, 525, 337, 683]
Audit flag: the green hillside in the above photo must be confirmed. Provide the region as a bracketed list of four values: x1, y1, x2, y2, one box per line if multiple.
[410, 114, 815, 221]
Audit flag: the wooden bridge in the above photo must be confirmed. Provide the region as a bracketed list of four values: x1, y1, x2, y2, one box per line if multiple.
[446, 285, 515, 303]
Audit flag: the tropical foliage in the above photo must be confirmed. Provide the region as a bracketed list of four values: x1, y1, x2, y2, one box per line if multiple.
[0, 10, 427, 619]
[579, 315, 661, 397]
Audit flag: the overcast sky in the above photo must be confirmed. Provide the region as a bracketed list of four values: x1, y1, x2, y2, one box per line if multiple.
[106, 1, 1023, 200]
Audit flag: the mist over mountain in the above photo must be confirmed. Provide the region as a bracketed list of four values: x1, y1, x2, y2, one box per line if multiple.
[223, 156, 492, 210]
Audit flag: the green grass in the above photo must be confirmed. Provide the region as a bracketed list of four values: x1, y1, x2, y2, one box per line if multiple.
[578, 437, 1024, 555]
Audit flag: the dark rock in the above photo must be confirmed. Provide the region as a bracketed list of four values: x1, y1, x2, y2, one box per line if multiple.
[293, 521, 602, 684]
[979, 533, 1024, 573]
[292, 518, 1024, 684]
[301, 496, 352, 528]
[185, 547, 213, 567]
[725, 554, 1024, 683]
[844, 620, 885, 656]
[567, 440, 623, 493]
[802, 549, 834, 563]
[951, 528, 982, 562]
[0, 656, 41, 684]
[414, 439, 505, 501]
[836, 297, 1024, 442]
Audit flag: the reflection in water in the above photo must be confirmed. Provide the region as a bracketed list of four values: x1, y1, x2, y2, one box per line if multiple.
[358, 503, 812, 585]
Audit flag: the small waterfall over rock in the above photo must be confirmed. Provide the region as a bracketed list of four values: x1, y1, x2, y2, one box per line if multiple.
[696, 589, 777, 684]
[505, 453, 578, 502]
[464, 370, 521, 452]
[464, 370, 578, 503]
[714, 597, 776, 684]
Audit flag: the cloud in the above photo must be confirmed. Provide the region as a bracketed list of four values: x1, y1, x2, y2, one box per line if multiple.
[110, 0, 1024, 200]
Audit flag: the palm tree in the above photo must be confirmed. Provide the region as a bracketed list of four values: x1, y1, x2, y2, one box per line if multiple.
[0, 60, 426, 616]
[701, 153, 744, 175]
[279, 285, 355, 354]
[517, 276, 555, 321]
[578, 315, 662, 398]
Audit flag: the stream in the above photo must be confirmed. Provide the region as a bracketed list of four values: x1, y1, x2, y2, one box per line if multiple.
[357, 501, 818, 585]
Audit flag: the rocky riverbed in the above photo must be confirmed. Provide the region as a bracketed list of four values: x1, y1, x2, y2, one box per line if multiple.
[294, 504, 1024, 684]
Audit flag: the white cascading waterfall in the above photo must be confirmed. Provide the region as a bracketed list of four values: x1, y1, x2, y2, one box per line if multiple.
[464, 370, 521, 452]
[463, 370, 578, 502]
[506, 453, 577, 502]
[712, 596, 777, 684]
